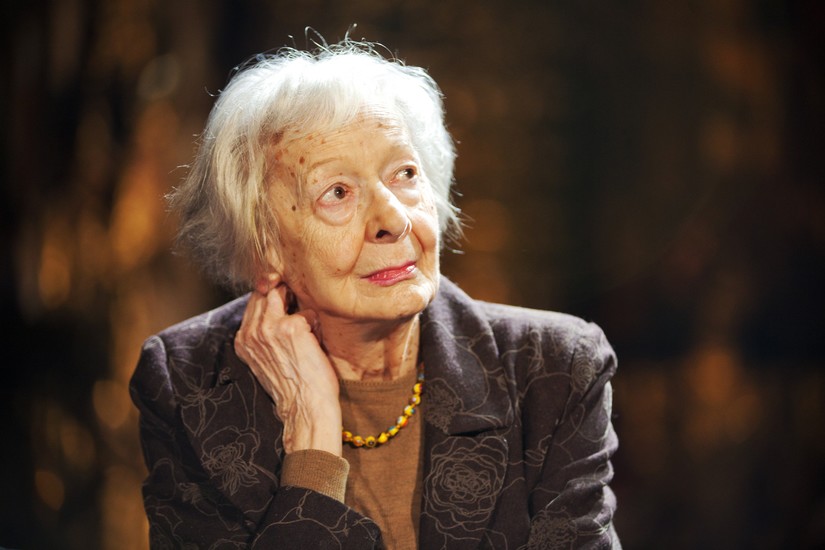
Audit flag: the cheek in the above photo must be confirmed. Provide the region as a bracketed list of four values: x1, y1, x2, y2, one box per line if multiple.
[415, 196, 440, 242]
[411, 213, 440, 266]
[291, 225, 362, 279]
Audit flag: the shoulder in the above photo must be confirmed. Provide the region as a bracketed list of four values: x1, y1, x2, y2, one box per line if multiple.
[433, 278, 616, 386]
[130, 295, 250, 404]
[155, 294, 250, 352]
[436, 278, 611, 363]
[482, 300, 615, 390]
[478, 300, 593, 343]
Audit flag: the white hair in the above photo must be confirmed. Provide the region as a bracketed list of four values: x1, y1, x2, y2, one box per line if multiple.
[169, 40, 460, 292]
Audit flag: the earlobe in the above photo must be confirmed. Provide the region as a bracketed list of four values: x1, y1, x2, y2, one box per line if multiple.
[257, 246, 285, 294]
[255, 272, 282, 294]
[254, 271, 298, 313]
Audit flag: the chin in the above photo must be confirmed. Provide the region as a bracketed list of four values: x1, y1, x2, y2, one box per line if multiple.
[362, 277, 437, 321]
[393, 278, 437, 314]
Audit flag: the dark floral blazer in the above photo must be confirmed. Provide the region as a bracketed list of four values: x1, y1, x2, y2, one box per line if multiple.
[131, 277, 620, 549]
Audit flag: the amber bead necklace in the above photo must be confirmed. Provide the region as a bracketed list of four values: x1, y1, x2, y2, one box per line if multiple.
[342, 370, 424, 449]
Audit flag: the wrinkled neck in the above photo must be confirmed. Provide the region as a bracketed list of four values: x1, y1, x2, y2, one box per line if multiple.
[319, 314, 420, 382]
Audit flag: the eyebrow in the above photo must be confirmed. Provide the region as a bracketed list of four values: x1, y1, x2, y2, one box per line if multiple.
[294, 157, 341, 199]
[306, 156, 339, 174]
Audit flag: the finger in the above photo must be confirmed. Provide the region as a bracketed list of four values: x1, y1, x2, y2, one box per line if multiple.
[291, 309, 326, 353]
[263, 285, 289, 323]
[237, 289, 273, 354]
[277, 283, 293, 313]
[240, 290, 267, 333]
[242, 286, 287, 344]
[295, 309, 320, 336]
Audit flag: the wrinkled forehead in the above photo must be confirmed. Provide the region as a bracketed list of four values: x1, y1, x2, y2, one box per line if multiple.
[281, 104, 409, 145]
[264, 108, 414, 188]
[267, 107, 412, 166]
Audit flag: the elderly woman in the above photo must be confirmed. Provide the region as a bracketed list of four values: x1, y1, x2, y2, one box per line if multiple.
[131, 41, 620, 549]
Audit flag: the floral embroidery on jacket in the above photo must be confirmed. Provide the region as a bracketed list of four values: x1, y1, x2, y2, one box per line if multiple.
[423, 435, 507, 541]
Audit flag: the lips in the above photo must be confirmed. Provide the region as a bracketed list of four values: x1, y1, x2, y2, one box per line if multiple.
[364, 261, 417, 286]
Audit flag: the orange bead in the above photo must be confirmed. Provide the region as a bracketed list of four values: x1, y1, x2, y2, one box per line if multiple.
[397, 415, 408, 428]
[352, 436, 365, 447]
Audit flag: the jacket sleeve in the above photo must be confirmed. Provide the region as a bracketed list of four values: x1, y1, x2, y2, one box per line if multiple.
[130, 335, 383, 549]
[525, 321, 621, 549]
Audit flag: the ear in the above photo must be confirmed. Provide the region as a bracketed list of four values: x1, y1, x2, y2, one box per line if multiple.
[254, 272, 281, 295]
[255, 245, 286, 294]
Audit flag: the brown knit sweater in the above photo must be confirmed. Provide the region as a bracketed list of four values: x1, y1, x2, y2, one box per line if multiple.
[281, 368, 423, 549]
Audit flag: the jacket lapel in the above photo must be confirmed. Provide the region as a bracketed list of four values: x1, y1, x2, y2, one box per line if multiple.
[418, 278, 513, 548]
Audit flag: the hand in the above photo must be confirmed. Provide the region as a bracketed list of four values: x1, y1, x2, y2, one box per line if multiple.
[234, 279, 342, 456]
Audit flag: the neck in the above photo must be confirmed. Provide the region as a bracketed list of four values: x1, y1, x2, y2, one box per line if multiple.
[318, 314, 421, 382]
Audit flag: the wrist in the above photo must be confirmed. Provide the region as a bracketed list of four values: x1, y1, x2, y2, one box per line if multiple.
[282, 402, 342, 456]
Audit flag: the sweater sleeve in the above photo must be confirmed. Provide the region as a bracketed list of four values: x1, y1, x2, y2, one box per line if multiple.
[281, 450, 349, 503]
[130, 335, 382, 549]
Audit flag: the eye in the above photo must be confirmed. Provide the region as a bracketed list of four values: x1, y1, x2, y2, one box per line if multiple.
[392, 166, 418, 184]
[399, 167, 416, 180]
[320, 184, 349, 204]
[314, 181, 355, 224]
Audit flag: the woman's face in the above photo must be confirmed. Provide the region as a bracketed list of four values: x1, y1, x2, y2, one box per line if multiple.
[266, 113, 441, 323]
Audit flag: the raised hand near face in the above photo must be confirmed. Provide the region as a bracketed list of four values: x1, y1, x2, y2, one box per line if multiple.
[234, 278, 342, 456]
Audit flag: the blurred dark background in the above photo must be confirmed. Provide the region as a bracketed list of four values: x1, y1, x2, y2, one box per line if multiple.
[2, 0, 823, 548]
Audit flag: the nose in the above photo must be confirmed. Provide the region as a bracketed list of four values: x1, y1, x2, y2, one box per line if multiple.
[366, 185, 412, 243]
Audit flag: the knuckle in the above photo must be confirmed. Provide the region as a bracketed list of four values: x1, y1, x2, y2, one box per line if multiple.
[276, 316, 306, 337]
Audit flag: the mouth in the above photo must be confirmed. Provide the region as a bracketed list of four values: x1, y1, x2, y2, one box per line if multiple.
[363, 261, 417, 286]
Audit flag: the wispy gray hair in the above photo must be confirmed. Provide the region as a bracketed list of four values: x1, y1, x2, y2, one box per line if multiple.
[169, 40, 460, 292]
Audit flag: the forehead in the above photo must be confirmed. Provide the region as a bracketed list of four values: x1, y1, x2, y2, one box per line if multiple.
[279, 109, 411, 154]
